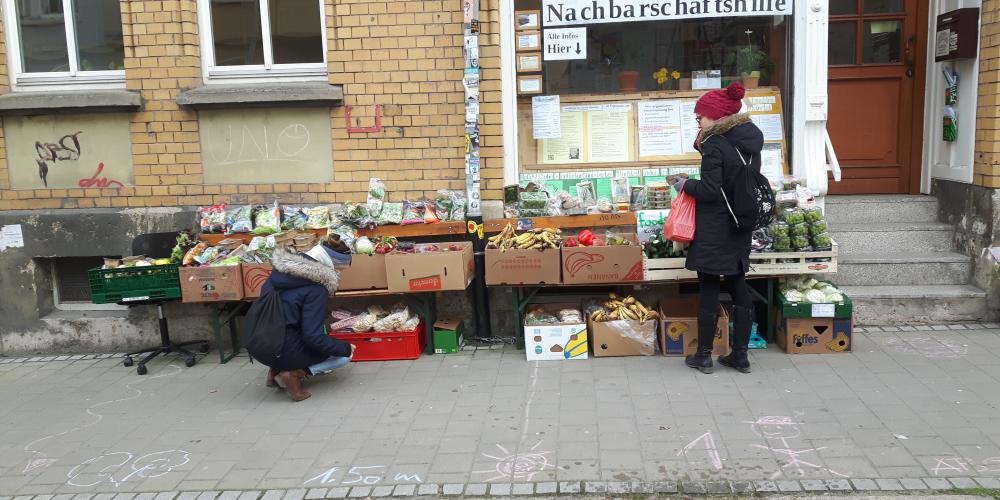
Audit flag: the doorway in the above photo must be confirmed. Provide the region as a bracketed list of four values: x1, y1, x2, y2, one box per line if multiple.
[826, 0, 928, 194]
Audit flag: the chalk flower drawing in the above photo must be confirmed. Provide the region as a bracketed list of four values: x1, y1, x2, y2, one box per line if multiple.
[473, 442, 554, 482]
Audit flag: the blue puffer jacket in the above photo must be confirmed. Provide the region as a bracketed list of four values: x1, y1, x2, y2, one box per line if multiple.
[260, 249, 351, 371]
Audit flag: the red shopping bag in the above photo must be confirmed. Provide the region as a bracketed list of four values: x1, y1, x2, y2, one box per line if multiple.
[663, 191, 696, 243]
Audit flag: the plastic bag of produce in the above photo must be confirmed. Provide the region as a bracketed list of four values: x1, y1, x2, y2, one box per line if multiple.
[781, 207, 805, 225]
[252, 202, 281, 235]
[227, 205, 253, 234]
[423, 202, 440, 223]
[401, 201, 425, 225]
[377, 202, 404, 225]
[519, 191, 548, 210]
[367, 178, 386, 217]
[338, 202, 374, 228]
[789, 223, 809, 237]
[804, 289, 827, 304]
[328, 225, 357, 249]
[304, 206, 331, 229]
[435, 190, 456, 220]
[354, 236, 375, 255]
[784, 290, 804, 302]
[558, 309, 583, 323]
[808, 220, 828, 235]
[811, 232, 832, 249]
[373, 309, 411, 332]
[282, 206, 307, 230]
[401, 315, 420, 331]
[198, 205, 227, 233]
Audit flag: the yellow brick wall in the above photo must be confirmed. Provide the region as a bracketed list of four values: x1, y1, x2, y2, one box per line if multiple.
[0, 0, 502, 210]
[975, 0, 1000, 188]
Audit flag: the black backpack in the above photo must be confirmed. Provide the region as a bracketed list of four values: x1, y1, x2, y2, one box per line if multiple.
[241, 290, 287, 365]
[717, 136, 776, 233]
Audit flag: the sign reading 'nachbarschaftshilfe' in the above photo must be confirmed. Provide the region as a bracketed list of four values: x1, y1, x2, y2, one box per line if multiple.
[542, 0, 792, 26]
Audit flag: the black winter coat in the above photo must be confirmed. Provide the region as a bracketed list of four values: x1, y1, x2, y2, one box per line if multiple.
[260, 249, 352, 371]
[682, 113, 764, 276]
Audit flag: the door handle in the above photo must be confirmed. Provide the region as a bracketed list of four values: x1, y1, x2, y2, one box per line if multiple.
[904, 34, 916, 77]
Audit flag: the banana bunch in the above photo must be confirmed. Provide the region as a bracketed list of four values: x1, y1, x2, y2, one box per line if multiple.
[589, 293, 660, 322]
[487, 223, 562, 252]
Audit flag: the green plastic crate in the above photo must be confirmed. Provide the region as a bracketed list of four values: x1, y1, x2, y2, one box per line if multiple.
[777, 291, 853, 319]
[88, 264, 181, 304]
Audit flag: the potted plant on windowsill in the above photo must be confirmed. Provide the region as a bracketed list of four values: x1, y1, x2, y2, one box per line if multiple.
[733, 29, 772, 88]
[616, 45, 647, 92]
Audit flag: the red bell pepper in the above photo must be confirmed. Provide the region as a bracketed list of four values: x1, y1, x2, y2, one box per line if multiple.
[578, 230, 596, 246]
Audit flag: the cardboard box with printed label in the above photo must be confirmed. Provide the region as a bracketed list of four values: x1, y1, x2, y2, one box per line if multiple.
[180, 265, 245, 303]
[523, 303, 588, 361]
[485, 247, 561, 285]
[433, 318, 465, 354]
[339, 253, 389, 291]
[589, 319, 658, 357]
[658, 296, 730, 357]
[561, 236, 644, 284]
[775, 316, 853, 354]
[385, 242, 475, 293]
[241, 263, 273, 299]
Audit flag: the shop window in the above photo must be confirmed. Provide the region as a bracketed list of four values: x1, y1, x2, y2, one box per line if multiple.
[2, 0, 125, 90]
[198, 0, 327, 83]
[51, 256, 124, 310]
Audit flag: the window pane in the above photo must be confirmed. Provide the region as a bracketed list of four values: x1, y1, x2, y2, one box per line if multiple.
[270, 0, 324, 64]
[16, 0, 70, 72]
[211, 0, 264, 66]
[828, 22, 857, 65]
[864, 0, 904, 14]
[863, 20, 901, 63]
[830, 0, 858, 15]
[74, 0, 124, 71]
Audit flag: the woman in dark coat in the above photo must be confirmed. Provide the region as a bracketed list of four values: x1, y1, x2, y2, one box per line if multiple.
[261, 235, 355, 401]
[668, 82, 763, 374]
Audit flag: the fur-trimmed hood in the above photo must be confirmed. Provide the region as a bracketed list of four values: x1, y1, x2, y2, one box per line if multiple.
[270, 248, 340, 295]
[697, 113, 763, 155]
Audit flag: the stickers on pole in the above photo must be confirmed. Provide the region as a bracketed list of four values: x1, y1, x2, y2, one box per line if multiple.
[544, 28, 587, 60]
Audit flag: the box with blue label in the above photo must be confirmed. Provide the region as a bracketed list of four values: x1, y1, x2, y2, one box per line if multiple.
[523, 304, 588, 361]
[658, 296, 730, 357]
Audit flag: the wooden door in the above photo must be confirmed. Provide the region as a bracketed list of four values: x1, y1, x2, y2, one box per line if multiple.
[827, 0, 926, 194]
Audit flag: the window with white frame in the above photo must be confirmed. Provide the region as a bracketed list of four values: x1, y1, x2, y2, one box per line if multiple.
[2, 0, 125, 89]
[198, 0, 327, 83]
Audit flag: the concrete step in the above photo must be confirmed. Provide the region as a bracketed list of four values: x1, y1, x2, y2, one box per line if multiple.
[829, 222, 954, 253]
[832, 252, 972, 286]
[825, 195, 939, 224]
[841, 284, 987, 325]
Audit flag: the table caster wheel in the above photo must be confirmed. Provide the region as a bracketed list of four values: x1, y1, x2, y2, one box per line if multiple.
[200, 343, 209, 354]
[137, 365, 148, 375]
[123, 357, 134, 367]
[185, 357, 196, 367]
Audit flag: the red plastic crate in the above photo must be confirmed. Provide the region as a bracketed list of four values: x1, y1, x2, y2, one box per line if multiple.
[330, 321, 426, 361]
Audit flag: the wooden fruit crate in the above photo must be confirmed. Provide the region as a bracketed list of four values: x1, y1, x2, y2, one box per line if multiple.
[643, 241, 838, 281]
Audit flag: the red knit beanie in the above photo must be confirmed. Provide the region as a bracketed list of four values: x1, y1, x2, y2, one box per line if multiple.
[694, 82, 746, 120]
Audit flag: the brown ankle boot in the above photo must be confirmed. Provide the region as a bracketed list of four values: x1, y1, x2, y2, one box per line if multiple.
[266, 368, 280, 388]
[276, 370, 311, 402]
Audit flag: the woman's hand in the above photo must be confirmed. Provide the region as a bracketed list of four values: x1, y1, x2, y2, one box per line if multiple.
[350, 344, 357, 357]
[667, 173, 689, 191]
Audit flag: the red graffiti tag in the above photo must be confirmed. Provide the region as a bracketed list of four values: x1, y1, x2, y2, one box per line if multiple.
[78, 163, 124, 189]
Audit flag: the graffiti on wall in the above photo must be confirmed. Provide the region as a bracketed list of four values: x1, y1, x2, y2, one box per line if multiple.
[6, 114, 133, 190]
[200, 108, 334, 184]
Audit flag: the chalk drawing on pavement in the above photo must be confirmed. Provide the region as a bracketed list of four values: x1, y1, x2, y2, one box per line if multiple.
[930, 456, 1000, 476]
[66, 449, 191, 488]
[745, 416, 849, 480]
[473, 442, 554, 482]
[305, 465, 423, 485]
[677, 431, 723, 469]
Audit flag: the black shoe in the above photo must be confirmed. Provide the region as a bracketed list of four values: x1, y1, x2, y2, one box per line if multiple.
[721, 305, 753, 373]
[718, 349, 751, 373]
[685, 351, 714, 374]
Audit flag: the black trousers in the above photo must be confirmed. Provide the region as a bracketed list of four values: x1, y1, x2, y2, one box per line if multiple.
[697, 271, 752, 317]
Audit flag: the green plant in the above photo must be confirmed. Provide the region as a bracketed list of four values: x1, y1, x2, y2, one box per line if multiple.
[731, 29, 773, 78]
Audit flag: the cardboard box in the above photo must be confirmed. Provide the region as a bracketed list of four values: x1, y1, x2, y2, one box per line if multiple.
[385, 242, 475, 293]
[339, 253, 389, 291]
[523, 303, 588, 361]
[776, 316, 853, 354]
[485, 247, 561, 285]
[561, 236, 644, 284]
[589, 319, 658, 357]
[433, 318, 465, 354]
[241, 263, 273, 299]
[180, 265, 245, 303]
[659, 296, 730, 357]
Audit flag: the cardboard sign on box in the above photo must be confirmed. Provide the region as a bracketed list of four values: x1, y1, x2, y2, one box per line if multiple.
[485, 247, 561, 285]
[589, 319, 658, 357]
[523, 303, 588, 361]
[180, 265, 245, 303]
[776, 315, 853, 354]
[659, 296, 730, 356]
[241, 264, 273, 299]
[385, 242, 474, 293]
[561, 236, 644, 284]
[339, 253, 389, 291]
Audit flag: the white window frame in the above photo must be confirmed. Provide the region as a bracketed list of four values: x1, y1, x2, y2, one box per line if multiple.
[197, 0, 329, 85]
[1, 0, 126, 91]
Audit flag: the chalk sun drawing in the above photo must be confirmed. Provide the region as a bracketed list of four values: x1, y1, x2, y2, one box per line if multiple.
[22, 364, 183, 474]
[883, 336, 968, 358]
[473, 442, 554, 482]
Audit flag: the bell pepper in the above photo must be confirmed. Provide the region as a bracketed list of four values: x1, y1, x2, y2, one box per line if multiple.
[578, 230, 596, 246]
[564, 237, 579, 247]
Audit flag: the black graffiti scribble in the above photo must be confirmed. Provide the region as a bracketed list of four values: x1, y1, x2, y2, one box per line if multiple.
[34, 131, 83, 187]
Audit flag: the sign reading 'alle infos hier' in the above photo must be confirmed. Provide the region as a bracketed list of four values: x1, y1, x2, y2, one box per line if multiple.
[542, 0, 792, 26]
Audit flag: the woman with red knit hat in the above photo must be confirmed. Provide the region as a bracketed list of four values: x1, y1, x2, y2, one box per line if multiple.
[667, 82, 763, 375]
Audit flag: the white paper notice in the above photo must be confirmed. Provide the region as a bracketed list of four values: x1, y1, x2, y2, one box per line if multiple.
[587, 104, 631, 162]
[532, 95, 561, 139]
[812, 303, 835, 318]
[680, 101, 700, 154]
[751, 114, 784, 142]
[760, 143, 784, 183]
[637, 100, 682, 157]
[0, 224, 24, 251]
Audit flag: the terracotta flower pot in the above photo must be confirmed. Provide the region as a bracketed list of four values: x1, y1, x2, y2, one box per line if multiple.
[618, 70, 640, 92]
[741, 72, 760, 88]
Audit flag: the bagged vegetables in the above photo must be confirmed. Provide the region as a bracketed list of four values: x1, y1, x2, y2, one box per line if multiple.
[198, 205, 227, 233]
[367, 178, 386, 218]
[227, 205, 253, 234]
[377, 202, 404, 225]
[304, 206, 331, 229]
[401, 201, 425, 225]
[423, 202, 440, 223]
[354, 236, 375, 255]
[251, 203, 281, 235]
[281, 206, 307, 230]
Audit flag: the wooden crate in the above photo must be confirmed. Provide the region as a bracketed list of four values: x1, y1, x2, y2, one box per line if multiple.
[643, 241, 838, 281]
[644, 256, 697, 281]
